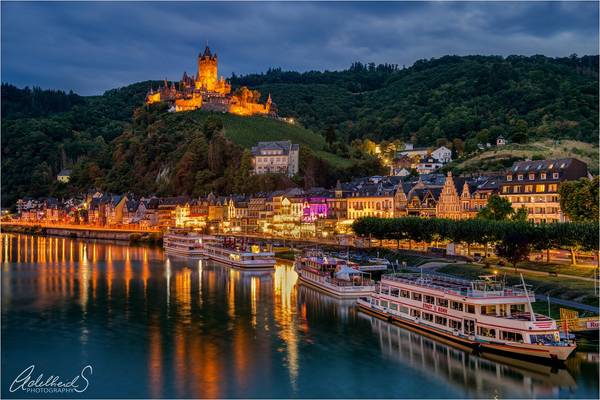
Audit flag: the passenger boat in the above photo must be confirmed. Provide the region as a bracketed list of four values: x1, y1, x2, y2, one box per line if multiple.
[294, 251, 376, 298]
[357, 272, 576, 362]
[201, 236, 275, 269]
[164, 232, 275, 269]
[163, 231, 207, 258]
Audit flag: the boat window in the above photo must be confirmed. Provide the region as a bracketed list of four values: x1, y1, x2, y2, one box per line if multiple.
[450, 301, 463, 311]
[422, 312, 434, 322]
[390, 303, 398, 311]
[380, 300, 388, 308]
[530, 334, 558, 345]
[411, 309, 421, 318]
[400, 290, 410, 298]
[449, 320, 462, 331]
[481, 305, 497, 315]
[411, 292, 422, 301]
[424, 295, 435, 304]
[510, 304, 526, 314]
[390, 288, 400, 297]
[435, 316, 447, 326]
[477, 327, 496, 338]
[501, 331, 524, 342]
[436, 298, 449, 308]
[400, 306, 409, 314]
[465, 304, 476, 314]
[380, 285, 390, 295]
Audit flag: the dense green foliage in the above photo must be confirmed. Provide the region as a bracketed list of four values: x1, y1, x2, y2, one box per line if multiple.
[234, 55, 598, 147]
[352, 217, 599, 263]
[1, 82, 382, 205]
[1, 82, 154, 206]
[74, 105, 383, 197]
[477, 194, 527, 221]
[558, 177, 599, 222]
[2, 54, 598, 206]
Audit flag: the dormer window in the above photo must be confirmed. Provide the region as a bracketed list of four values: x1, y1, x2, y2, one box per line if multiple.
[553, 172, 559, 179]
[540, 172, 546, 180]
[517, 174, 523, 181]
[506, 175, 513, 181]
[529, 173, 535, 180]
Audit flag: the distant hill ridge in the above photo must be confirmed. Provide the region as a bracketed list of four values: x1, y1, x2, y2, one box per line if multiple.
[1, 54, 598, 207]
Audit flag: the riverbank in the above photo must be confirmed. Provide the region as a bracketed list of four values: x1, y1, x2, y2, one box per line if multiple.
[1, 223, 162, 245]
[437, 263, 599, 311]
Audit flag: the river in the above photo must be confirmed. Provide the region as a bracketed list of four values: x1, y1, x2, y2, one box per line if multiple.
[1, 234, 598, 398]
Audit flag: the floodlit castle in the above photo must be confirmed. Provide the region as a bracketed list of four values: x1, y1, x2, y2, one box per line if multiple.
[146, 45, 275, 115]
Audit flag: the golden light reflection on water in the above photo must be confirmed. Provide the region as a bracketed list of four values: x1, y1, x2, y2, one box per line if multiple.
[273, 262, 300, 389]
[2, 234, 303, 397]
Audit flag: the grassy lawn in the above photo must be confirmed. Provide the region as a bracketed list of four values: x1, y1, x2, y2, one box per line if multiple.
[168, 110, 352, 168]
[454, 139, 599, 174]
[480, 257, 597, 279]
[215, 113, 351, 168]
[437, 263, 599, 308]
[515, 261, 597, 279]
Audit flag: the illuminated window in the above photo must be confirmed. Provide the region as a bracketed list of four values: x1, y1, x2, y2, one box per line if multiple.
[525, 185, 533, 192]
[548, 184, 558, 192]
[506, 175, 513, 181]
[529, 173, 535, 180]
[536, 184, 545, 193]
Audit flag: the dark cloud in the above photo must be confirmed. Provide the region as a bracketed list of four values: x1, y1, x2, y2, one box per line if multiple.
[1, 1, 597, 95]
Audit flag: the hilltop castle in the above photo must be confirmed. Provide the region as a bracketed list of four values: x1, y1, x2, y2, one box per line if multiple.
[146, 45, 274, 115]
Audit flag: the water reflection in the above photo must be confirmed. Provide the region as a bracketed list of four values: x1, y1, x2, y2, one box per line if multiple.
[361, 313, 580, 398]
[1, 233, 598, 399]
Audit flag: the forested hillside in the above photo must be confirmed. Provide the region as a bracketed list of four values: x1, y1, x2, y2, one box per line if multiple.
[233, 55, 598, 148]
[2, 54, 598, 207]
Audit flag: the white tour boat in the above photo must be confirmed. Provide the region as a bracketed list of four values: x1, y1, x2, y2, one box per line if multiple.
[163, 231, 207, 258]
[294, 251, 376, 298]
[201, 236, 275, 269]
[164, 232, 275, 269]
[357, 272, 576, 362]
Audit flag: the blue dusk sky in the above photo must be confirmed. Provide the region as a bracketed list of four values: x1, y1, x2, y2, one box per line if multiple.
[1, 1, 598, 95]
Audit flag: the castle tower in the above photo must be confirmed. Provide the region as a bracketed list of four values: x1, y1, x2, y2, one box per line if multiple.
[196, 45, 219, 91]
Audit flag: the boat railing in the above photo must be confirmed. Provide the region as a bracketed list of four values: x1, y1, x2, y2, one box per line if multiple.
[382, 273, 529, 298]
[324, 276, 375, 288]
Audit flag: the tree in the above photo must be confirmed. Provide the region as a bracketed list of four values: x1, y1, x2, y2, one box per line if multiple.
[477, 194, 514, 220]
[324, 126, 337, 145]
[495, 223, 533, 270]
[511, 206, 528, 221]
[233, 149, 254, 193]
[559, 177, 599, 222]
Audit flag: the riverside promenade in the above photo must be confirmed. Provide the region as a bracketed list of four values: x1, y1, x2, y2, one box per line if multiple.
[1, 222, 160, 242]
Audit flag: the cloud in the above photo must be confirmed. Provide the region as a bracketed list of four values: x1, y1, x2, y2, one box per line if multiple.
[1, 1, 597, 95]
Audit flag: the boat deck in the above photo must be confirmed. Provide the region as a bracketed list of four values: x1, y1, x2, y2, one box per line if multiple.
[383, 273, 529, 298]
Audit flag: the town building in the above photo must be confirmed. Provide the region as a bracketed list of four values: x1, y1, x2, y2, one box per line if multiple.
[57, 169, 72, 183]
[251, 141, 299, 177]
[500, 158, 588, 223]
[431, 146, 452, 163]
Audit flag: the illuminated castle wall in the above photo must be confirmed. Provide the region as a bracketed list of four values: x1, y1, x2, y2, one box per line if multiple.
[146, 45, 273, 116]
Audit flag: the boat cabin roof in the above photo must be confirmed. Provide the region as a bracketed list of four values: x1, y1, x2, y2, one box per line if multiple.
[383, 273, 529, 299]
